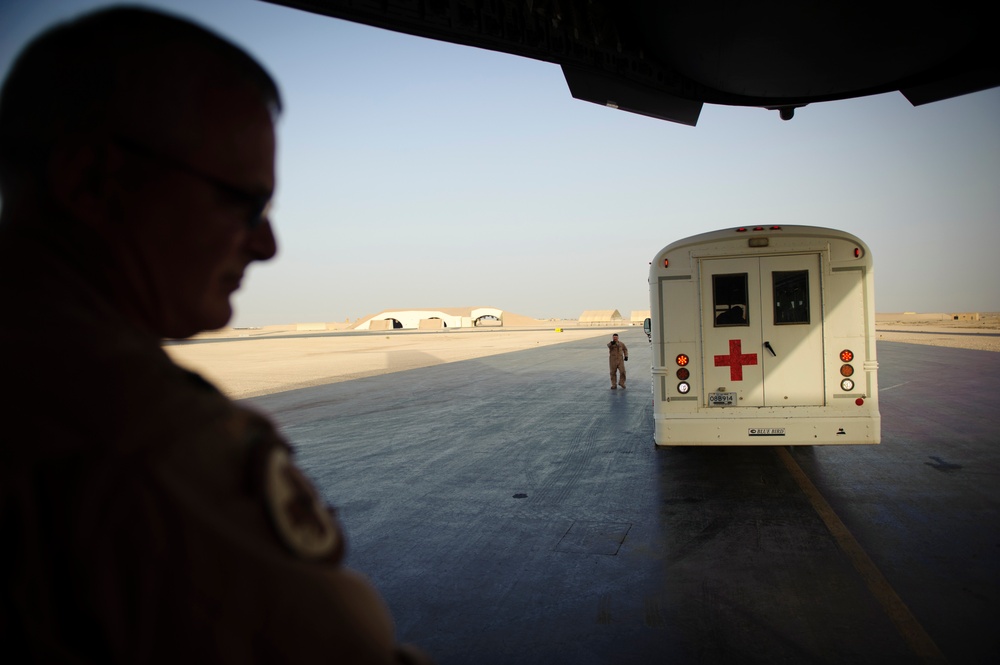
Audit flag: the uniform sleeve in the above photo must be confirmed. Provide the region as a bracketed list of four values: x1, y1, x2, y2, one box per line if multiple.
[76, 400, 431, 664]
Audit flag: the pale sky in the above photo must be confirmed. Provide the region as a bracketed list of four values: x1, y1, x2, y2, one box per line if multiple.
[3, 0, 999, 326]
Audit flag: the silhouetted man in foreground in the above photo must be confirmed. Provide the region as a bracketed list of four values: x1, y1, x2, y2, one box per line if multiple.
[0, 7, 429, 663]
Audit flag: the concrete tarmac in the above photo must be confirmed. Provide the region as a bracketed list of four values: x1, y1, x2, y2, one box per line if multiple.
[242, 329, 999, 665]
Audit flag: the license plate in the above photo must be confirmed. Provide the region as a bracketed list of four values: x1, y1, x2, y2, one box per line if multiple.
[708, 392, 736, 406]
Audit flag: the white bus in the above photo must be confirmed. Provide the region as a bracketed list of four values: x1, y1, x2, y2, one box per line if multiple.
[645, 225, 880, 446]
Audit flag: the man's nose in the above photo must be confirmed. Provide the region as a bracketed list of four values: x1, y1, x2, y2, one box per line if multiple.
[248, 218, 277, 261]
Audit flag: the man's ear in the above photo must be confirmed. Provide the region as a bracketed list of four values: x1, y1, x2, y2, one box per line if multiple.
[47, 140, 121, 228]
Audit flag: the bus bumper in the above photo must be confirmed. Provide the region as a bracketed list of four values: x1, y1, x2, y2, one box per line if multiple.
[653, 415, 881, 446]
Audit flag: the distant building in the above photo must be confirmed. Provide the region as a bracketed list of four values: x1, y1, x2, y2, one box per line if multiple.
[630, 310, 651, 325]
[354, 307, 538, 330]
[578, 309, 624, 326]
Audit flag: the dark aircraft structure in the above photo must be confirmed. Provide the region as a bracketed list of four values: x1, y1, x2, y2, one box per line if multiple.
[264, 1, 999, 126]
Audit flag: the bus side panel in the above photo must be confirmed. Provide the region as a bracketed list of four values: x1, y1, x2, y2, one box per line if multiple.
[653, 273, 700, 445]
[657, 274, 700, 362]
[825, 264, 880, 441]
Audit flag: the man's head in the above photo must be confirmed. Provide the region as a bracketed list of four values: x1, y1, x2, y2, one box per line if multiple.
[0, 7, 282, 338]
[612, 334, 619, 341]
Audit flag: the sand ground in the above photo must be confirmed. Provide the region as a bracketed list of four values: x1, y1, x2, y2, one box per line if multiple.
[874, 313, 1000, 353]
[165, 326, 617, 400]
[164, 317, 1000, 400]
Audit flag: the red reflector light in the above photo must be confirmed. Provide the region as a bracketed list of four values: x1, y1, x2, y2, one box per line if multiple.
[856, 398, 865, 406]
[676, 354, 689, 366]
[736, 227, 747, 232]
[676, 368, 690, 380]
[840, 349, 854, 362]
[753, 226, 764, 231]
[770, 225, 782, 230]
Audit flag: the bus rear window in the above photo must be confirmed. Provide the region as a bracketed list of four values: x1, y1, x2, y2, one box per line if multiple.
[713, 273, 748, 326]
[773, 270, 810, 324]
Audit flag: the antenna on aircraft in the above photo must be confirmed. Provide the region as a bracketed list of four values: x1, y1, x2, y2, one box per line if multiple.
[769, 105, 803, 121]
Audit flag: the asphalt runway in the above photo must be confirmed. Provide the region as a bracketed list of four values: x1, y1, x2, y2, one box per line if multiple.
[245, 329, 999, 665]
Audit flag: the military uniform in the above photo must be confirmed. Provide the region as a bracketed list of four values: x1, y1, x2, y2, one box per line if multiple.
[607, 337, 628, 389]
[0, 226, 430, 663]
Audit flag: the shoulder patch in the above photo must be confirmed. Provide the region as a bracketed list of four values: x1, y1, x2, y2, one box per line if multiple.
[263, 446, 340, 560]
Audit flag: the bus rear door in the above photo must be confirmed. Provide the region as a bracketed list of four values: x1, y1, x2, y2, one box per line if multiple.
[700, 253, 824, 408]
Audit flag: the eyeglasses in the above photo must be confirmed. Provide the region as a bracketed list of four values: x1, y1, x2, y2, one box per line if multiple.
[112, 135, 272, 229]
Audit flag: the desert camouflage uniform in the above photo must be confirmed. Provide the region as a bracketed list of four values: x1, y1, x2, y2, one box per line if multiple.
[607, 337, 628, 388]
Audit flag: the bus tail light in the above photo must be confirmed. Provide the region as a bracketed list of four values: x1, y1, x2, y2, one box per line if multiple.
[839, 349, 856, 391]
[676, 354, 691, 395]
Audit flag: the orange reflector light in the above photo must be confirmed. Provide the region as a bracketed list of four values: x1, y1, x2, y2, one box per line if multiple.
[663, 258, 669, 268]
[676, 354, 689, 366]
[676, 368, 690, 380]
[840, 349, 854, 362]
[840, 364, 854, 377]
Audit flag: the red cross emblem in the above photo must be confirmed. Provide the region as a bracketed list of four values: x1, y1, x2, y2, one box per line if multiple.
[714, 339, 758, 381]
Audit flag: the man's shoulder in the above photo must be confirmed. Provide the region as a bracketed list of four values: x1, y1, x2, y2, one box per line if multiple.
[4, 307, 235, 458]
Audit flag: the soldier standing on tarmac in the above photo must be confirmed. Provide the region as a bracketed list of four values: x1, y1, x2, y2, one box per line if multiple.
[608, 333, 629, 389]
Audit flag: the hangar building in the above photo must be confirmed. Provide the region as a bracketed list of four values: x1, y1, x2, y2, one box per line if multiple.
[354, 307, 516, 330]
